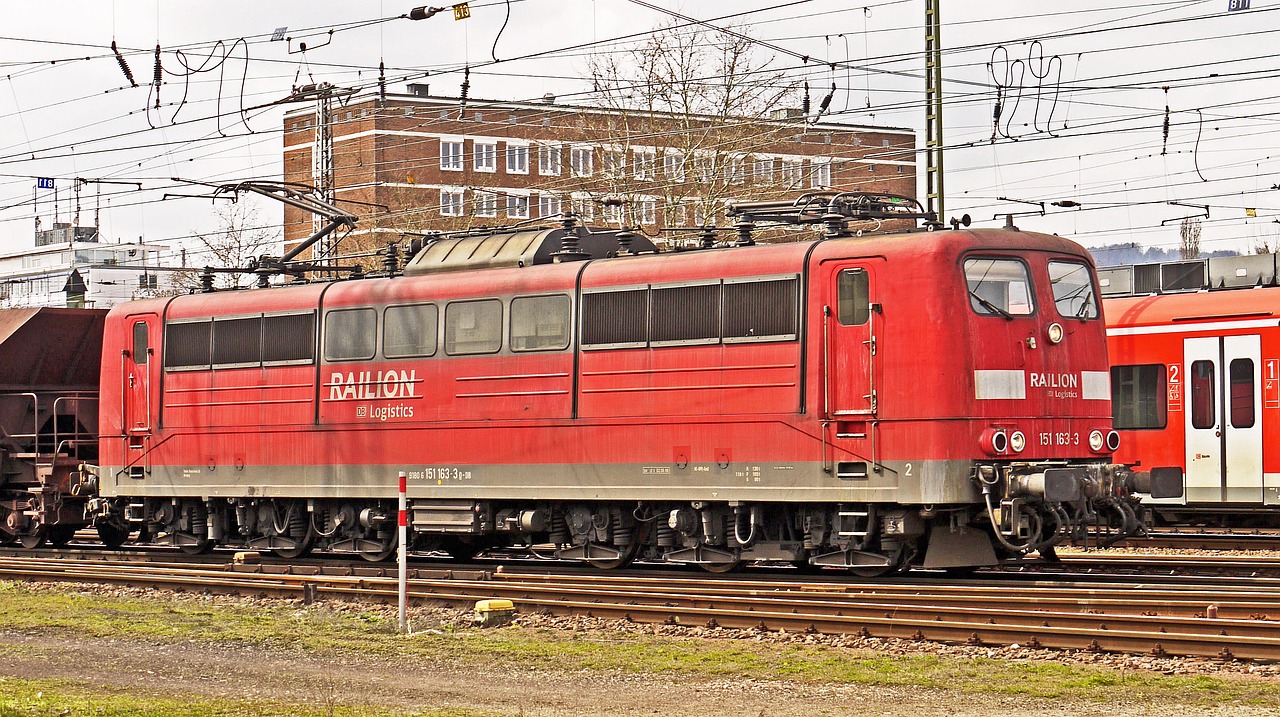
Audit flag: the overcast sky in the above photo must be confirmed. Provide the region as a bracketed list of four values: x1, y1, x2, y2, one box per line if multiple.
[0, 0, 1274, 263]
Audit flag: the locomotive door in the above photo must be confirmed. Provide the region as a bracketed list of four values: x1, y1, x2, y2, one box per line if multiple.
[824, 264, 877, 417]
[123, 315, 156, 435]
[1184, 334, 1262, 503]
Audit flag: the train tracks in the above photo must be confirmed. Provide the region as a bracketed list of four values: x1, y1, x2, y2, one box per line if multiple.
[0, 550, 1278, 661]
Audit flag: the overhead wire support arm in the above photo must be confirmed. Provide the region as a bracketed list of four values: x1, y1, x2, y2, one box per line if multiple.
[1160, 201, 1210, 226]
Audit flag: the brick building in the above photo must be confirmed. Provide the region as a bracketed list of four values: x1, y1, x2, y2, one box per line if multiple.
[282, 89, 916, 256]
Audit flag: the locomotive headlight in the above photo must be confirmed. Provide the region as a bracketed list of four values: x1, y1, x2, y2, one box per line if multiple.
[1089, 429, 1105, 452]
[1106, 430, 1121, 452]
[1009, 430, 1026, 453]
[1047, 322, 1064, 345]
[980, 428, 1009, 455]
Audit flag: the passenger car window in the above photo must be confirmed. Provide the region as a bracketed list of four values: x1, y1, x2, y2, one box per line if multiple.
[1110, 364, 1166, 429]
[964, 258, 1034, 317]
[1190, 360, 1216, 430]
[1230, 358, 1255, 429]
[1048, 261, 1098, 319]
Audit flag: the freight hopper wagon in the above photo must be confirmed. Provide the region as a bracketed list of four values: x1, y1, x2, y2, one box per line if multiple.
[87, 193, 1171, 572]
[0, 307, 105, 547]
[1102, 253, 1280, 526]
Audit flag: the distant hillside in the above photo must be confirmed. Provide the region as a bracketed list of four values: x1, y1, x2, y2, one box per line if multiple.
[1086, 242, 1240, 268]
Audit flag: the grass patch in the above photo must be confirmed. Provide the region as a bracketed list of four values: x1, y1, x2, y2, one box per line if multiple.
[0, 677, 495, 717]
[0, 580, 1276, 708]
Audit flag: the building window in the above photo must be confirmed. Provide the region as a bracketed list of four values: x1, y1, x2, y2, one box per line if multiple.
[538, 193, 561, 218]
[634, 149, 656, 180]
[538, 143, 561, 175]
[728, 156, 746, 185]
[752, 157, 773, 183]
[507, 194, 530, 219]
[571, 146, 594, 177]
[811, 159, 832, 188]
[603, 149, 626, 177]
[441, 139, 464, 171]
[638, 198, 657, 225]
[603, 201, 622, 224]
[572, 196, 595, 221]
[440, 188, 464, 217]
[506, 144, 528, 174]
[475, 141, 497, 173]
[665, 202, 686, 226]
[695, 155, 716, 183]
[780, 160, 802, 186]
[664, 152, 685, 182]
[691, 202, 709, 227]
[475, 191, 497, 217]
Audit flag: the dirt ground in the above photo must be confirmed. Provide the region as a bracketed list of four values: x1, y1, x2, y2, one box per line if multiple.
[1, 628, 1277, 717]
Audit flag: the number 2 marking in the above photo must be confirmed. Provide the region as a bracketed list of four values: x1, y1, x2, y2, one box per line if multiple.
[904, 463, 913, 477]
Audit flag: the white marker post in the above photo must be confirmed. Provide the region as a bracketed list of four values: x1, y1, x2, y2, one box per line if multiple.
[397, 470, 408, 633]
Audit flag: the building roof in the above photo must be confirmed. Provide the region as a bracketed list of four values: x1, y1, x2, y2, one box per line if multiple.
[283, 91, 915, 137]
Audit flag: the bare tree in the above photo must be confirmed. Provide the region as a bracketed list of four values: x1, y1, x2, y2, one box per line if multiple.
[581, 22, 802, 235]
[1253, 228, 1280, 255]
[172, 201, 281, 291]
[1179, 217, 1202, 259]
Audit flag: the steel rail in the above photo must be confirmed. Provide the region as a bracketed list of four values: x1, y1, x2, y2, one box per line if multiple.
[0, 556, 1277, 660]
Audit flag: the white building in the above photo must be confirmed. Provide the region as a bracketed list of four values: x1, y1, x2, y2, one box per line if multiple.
[0, 224, 175, 309]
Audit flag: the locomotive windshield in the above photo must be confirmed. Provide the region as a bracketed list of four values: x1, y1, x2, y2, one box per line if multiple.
[964, 258, 1034, 317]
[1048, 261, 1098, 319]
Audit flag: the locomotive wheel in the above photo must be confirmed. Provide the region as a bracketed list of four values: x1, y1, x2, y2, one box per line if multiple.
[179, 539, 214, 555]
[270, 524, 316, 559]
[359, 535, 397, 562]
[17, 527, 46, 549]
[48, 525, 78, 547]
[97, 522, 131, 549]
[586, 539, 641, 570]
[699, 558, 741, 574]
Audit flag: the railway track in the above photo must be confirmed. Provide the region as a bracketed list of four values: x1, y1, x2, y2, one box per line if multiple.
[0, 551, 1278, 661]
[1122, 529, 1280, 552]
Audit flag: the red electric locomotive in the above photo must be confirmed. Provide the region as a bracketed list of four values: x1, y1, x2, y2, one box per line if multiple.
[80, 193, 1169, 572]
[1103, 253, 1280, 525]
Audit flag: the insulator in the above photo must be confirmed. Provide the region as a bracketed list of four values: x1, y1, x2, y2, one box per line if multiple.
[152, 44, 162, 109]
[802, 81, 811, 115]
[735, 218, 755, 246]
[112, 41, 137, 88]
[382, 242, 399, 275]
[457, 65, 470, 119]
[378, 60, 387, 103]
[1161, 86, 1170, 156]
[616, 228, 636, 255]
[699, 226, 716, 249]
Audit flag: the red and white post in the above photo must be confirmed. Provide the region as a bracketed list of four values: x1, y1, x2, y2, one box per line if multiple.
[397, 470, 408, 633]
